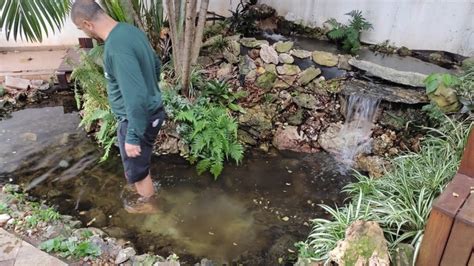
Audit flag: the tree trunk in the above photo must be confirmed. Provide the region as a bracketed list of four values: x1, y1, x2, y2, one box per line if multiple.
[166, 0, 181, 75]
[191, 0, 209, 65]
[120, 0, 145, 32]
[181, 0, 197, 97]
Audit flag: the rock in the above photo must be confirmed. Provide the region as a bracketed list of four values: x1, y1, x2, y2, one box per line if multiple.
[337, 55, 352, 70]
[291, 49, 312, 59]
[276, 64, 301, 76]
[293, 93, 320, 110]
[158, 137, 179, 154]
[264, 64, 277, 75]
[0, 214, 11, 226]
[392, 244, 415, 266]
[355, 155, 388, 178]
[44, 224, 72, 239]
[238, 129, 258, 146]
[288, 109, 304, 126]
[198, 258, 215, 266]
[429, 52, 443, 62]
[240, 37, 269, 48]
[256, 71, 277, 90]
[239, 105, 273, 139]
[115, 247, 136, 264]
[274, 75, 297, 90]
[274, 41, 294, 53]
[260, 44, 279, 64]
[297, 67, 321, 85]
[202, 34, 223, 48]
[398, 46, 412, 57]
[223, 50, 239, 65]
[254, 58, 264, 67]
[5, 76, 30, 90]
[227, 40, 241, 56]
[38, 84, 50, 91]
[341, 80, 429, 104]
[245, 70, 257, 82]
[462, 56, 474, 70]
[272, 126, 315, 153]
[312, 51, 338, 67]
[248, 4, 276, 20]
[348, 59, 427, 87]
[373, 131, 396, 156]
[318, 123, 343, 153]
[278, 53, 294, 64]
[239, 56, 256, 76]
[248, 49, 260, 60]
[217, 63, 233, 77]
[329, 221, 390, 266]
[20, 132, 37, 142]
[58, 160, 70, 168]
[428, 85, 460, 112]
[132, 254, 157, 265]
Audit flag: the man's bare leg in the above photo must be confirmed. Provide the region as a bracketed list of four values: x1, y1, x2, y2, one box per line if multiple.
[134, 174, 155, 197]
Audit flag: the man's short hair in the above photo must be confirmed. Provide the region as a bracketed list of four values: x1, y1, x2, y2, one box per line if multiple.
[71, 0, 105, 23]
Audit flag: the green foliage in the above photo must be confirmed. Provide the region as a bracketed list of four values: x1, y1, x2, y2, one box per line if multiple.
[0, 0, 71, 42]
[207, 35, 229, 53]
[422, 103, 446, 124]
[227, 0, 258, 35]
[25, 206, 61, 228]
[201, 80, 247, 113]
[457, 65, 474, 112]
[327, 10, 373, 54]
[424, 73, 460, 94]
[40, 237, 101, 258]
[0, 203, 9, 214]
[175, 103, 244, 178]
[72, 46, 118, 162]
[298, 118, 471, 263]
[204, 21, 229, 40]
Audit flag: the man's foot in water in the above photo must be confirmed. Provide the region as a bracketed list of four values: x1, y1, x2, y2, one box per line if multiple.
[121, 185, 159, 214]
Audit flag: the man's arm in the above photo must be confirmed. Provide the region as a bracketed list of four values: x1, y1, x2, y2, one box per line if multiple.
[154, 53, 161, 81]
[112, 53, 149, 146]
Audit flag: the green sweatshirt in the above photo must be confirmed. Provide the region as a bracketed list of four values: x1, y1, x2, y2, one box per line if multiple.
[103, 22, 162, 145]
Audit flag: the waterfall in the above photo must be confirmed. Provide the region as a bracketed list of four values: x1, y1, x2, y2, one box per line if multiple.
[338, 95, 380, 164]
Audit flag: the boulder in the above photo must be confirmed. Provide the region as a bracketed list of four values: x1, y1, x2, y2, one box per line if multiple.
[277, 64, 301, 76]
[260, 44, 279, 64]
[115, 247, 136, 264]
[312, 51, 338, 67]
[239, 55, 256, 76]
[238, 129, 258, 146]
[355, 155, 388, 178]
[227, 40, 241, 56]
[291, 49, 312, 59]
[274, 41, 294, 53]
[288, 109, 304, 126]
[318, 123, 344, 153]
[428, 85, 460, 112]
[256, 72, 277, 89]
[240, 37, 269, 48]
[245, 70, 257, 82]
[329, 220, 390, 266]
[223, 50, 239, 64]
[279, 53, 294, 64]
[272, 126, 315, 153]
[293, 93, 320, 110]
[239, 105, 273, 139]
[348, 58, 427, 87]
[297, 67, 321, 85]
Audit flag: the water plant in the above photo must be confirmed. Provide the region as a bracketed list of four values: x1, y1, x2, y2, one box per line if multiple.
[297, 117, 471, 263]
[326, 10, 373, 54]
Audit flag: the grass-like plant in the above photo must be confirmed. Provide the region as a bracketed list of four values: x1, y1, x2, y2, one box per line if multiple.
[297, 117, 471, 263]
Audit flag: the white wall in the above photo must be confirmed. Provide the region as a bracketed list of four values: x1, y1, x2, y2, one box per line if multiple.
[1, 0, 473, 56]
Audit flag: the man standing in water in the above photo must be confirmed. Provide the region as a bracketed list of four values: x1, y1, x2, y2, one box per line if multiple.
[71, 0, 166, 213]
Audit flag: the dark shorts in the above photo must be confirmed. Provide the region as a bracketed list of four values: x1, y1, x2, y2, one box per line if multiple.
[117, 108, 166, 184]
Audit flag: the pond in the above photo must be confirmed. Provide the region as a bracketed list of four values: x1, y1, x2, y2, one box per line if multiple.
[0, 96, 353, 264]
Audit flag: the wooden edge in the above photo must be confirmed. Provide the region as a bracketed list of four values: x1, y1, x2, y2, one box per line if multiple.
[433, 173, 474, 217]
[459, 128, 474, 178]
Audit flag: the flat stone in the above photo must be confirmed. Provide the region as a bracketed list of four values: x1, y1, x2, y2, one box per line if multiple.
[312, 51, 338, 67]
[227, 40, 241, 56]
[341, 79, 428, 104]
[260, 44, 279, 64]
[278, 53, 294, 64]
[5, 76, 30, 90]
[291, 49, 312, 59]
[349, 58, 427, 87]
[274, 75, 297, 90]
[274, 41, 294, 53]
[276, 64, 301, 76]
[256, 72, 277, 90]
[297, 67, 321, 85]
[115, 247, 136, 264]
[240, 37, 269, 48]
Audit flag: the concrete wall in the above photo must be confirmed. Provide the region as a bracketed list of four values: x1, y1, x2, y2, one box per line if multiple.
[1, 0, 473, 56]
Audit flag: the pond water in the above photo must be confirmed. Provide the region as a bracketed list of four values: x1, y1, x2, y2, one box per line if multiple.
[0, 96, 353, 264]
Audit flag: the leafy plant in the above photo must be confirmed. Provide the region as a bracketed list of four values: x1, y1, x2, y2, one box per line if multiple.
[72, 46, 118, 162]
[40, 237, 101, 258]
[424, 73, 460, 94]
[298, 117, 471, 263]
[326, 10, 373, 54]
[25, 206, 61, 228]
[0, 0, 71, 42]
[227, 0, 258, 35]
[175, 103, 244, 178]
[201, 80, 247, 113]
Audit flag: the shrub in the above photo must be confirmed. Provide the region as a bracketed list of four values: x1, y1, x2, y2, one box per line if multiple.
[326, 10, 373, 54]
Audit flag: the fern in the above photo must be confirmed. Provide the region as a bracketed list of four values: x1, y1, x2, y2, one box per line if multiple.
[326, 10, 373, 55]
[201, 80, 247, 113]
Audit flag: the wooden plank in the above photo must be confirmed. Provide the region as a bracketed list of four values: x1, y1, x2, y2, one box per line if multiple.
[432, 174, 474, 217]
[416, 209, 455, 266]
[459, 128, 474, 178]
[440, 194, 474, 266]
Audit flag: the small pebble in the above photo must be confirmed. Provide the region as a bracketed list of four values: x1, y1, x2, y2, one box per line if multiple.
[233, 242, 238, 246]
[453, 192, 459, 198]
[282, 216, 289, 222]
[208, 232, 215, 236]
[285, 183, 291, 186]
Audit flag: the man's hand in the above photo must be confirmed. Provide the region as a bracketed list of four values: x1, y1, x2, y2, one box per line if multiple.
[125, 143, 141, 158]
